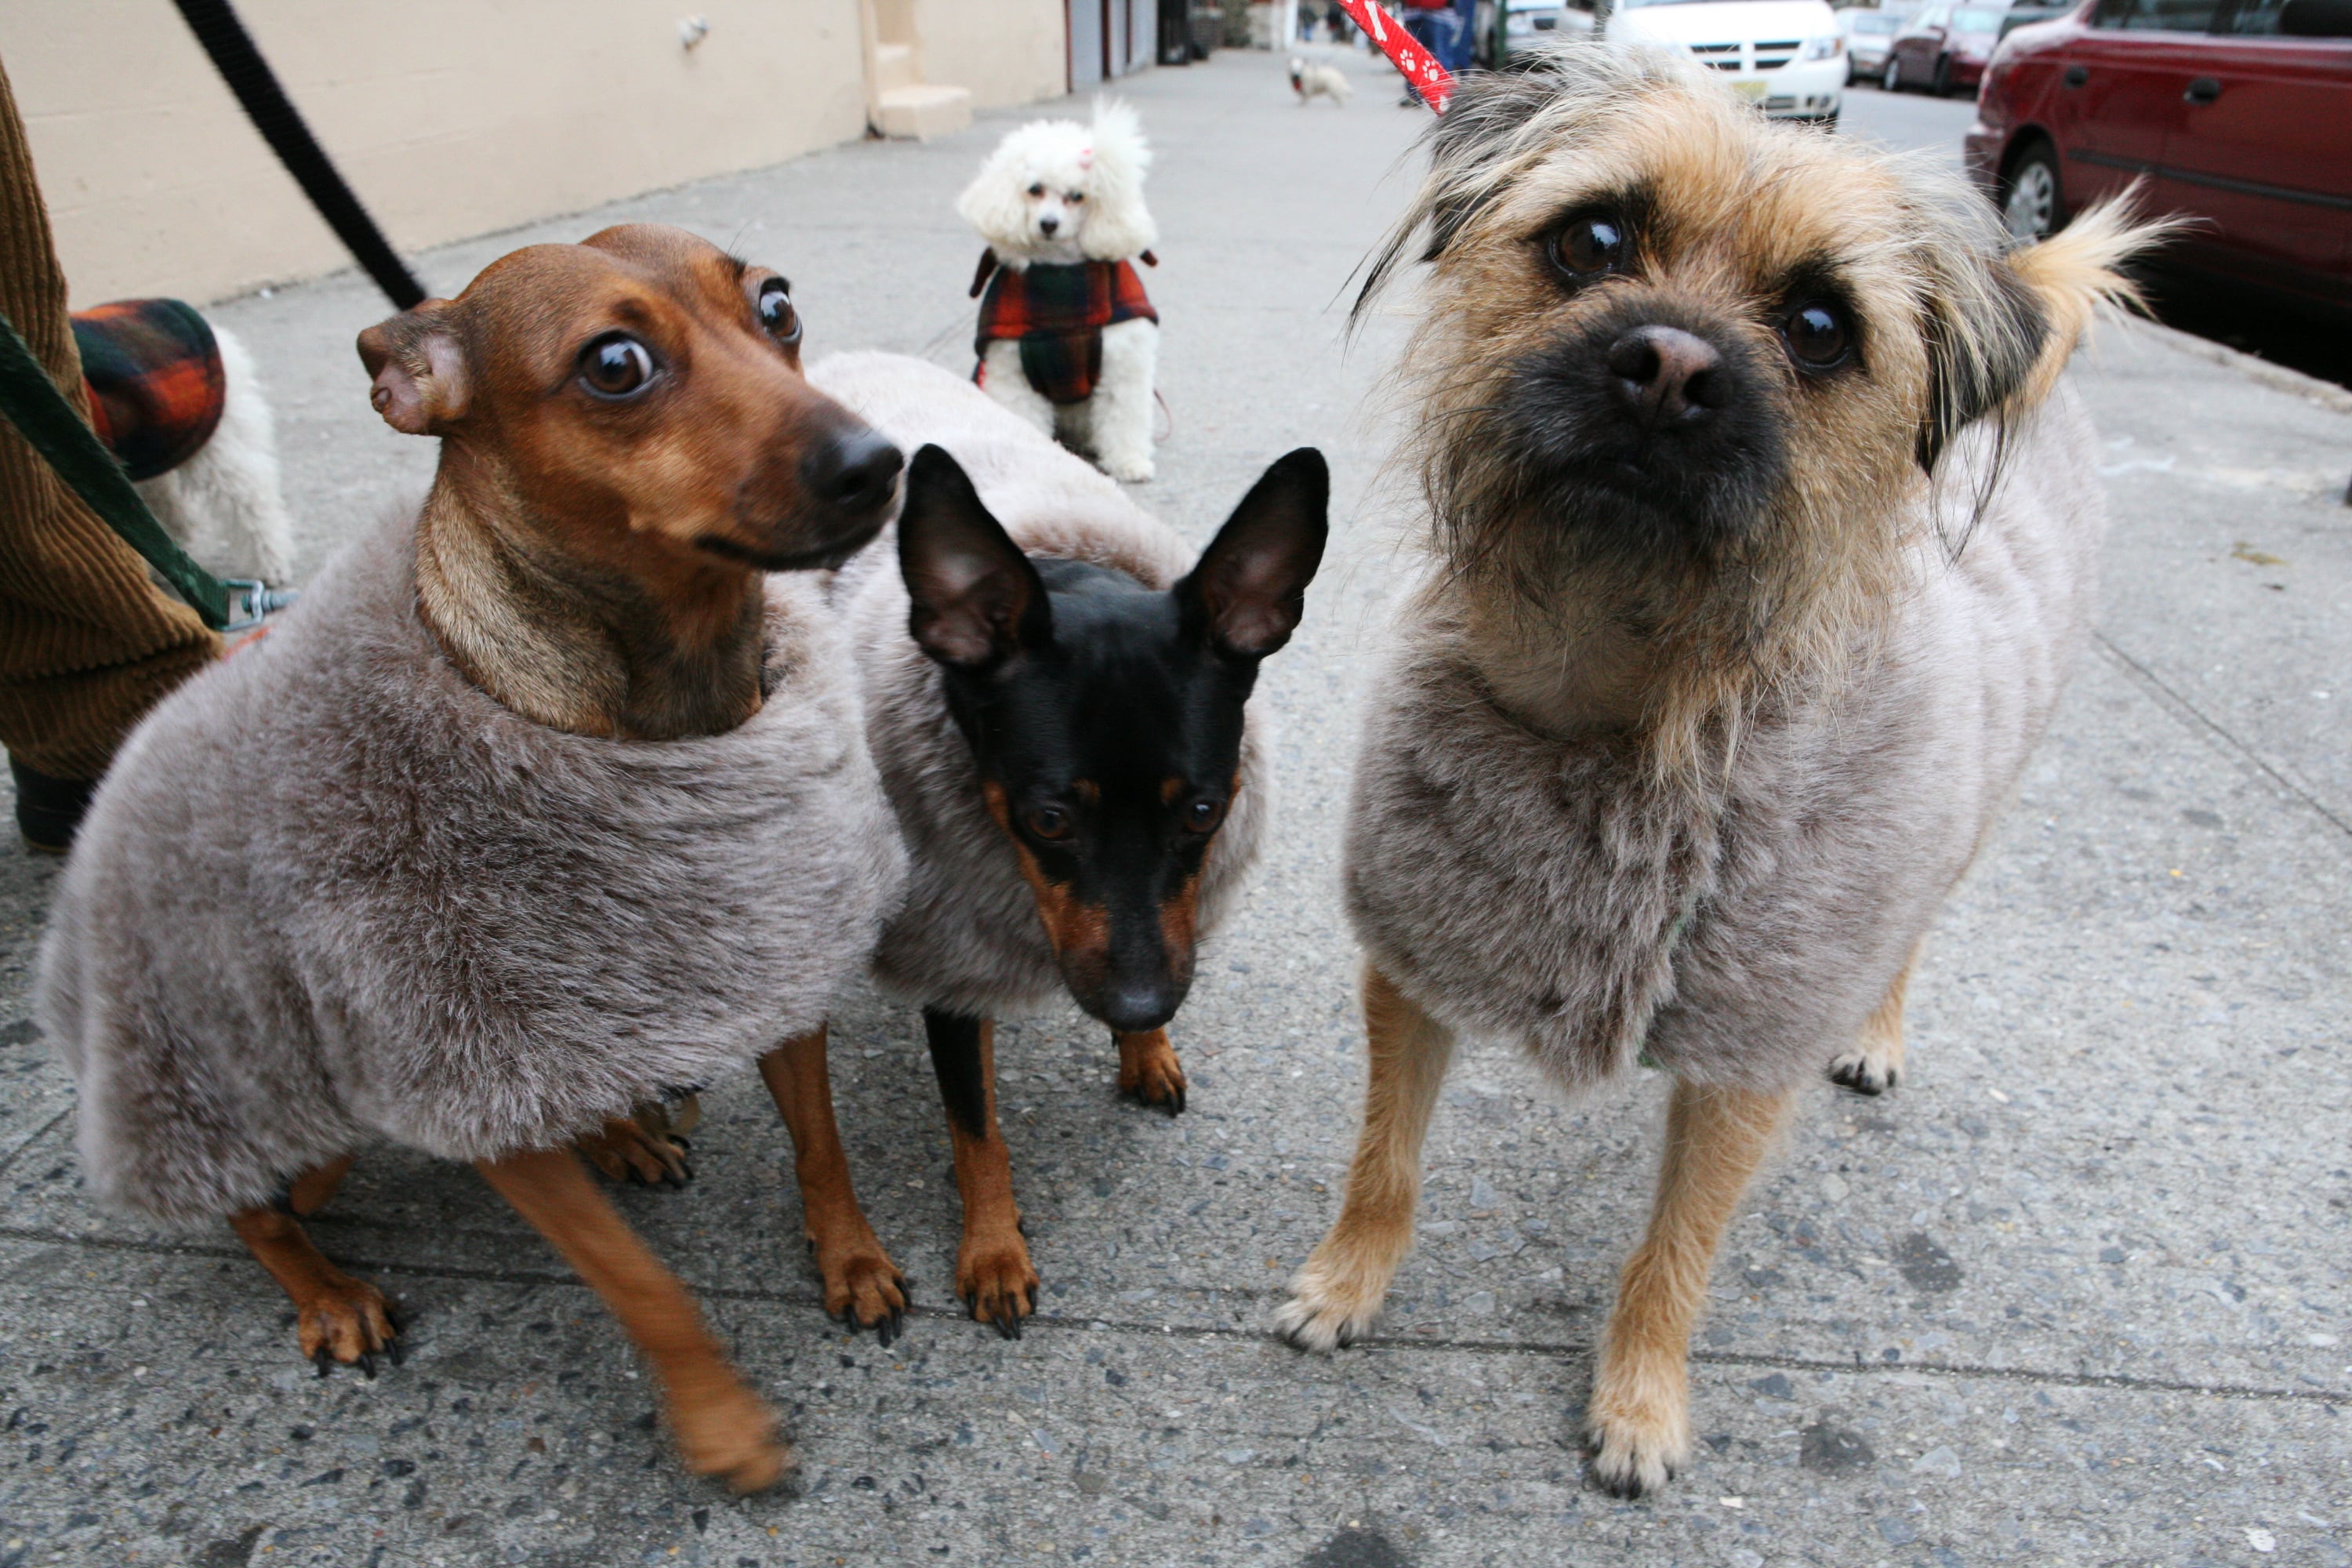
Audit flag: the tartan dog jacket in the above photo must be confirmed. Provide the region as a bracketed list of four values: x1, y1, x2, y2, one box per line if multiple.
[71, 299, 225, 482]
[971, 251, 1157, 407]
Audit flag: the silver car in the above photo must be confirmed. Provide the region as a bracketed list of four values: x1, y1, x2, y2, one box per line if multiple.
[1837, 5, 1911, 82]
[1502, 0, 1595, 60]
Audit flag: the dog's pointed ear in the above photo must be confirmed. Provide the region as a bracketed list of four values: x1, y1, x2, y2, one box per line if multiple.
[1177, 447, 1329, 660]
[899, 445, 1052, 670]
[1915, 256, 2049, 474]
[357, 302, 468, 436]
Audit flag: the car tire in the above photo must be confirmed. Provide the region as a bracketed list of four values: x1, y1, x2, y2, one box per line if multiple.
[1884, 55, 1902, 91]
[1932, 54, 1953, 95]
[2000, 141, 2064, 241]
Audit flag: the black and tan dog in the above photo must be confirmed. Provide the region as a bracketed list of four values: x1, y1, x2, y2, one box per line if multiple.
[754, 352, 1327, 1338]
[1274, 44, 2161, 1495]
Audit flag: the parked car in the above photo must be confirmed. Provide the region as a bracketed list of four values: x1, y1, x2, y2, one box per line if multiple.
[1839, 6, 1911, 78]
[1502, 0, 1596, 59]
[1997, 0, 2076, 33]
[1967, 0, 2352, 317]
[1885, 0, 2014, 89]
[1606, 0, 1848, 120]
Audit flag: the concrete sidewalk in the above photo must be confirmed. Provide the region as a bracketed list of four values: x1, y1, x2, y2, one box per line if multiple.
[1, 44, 2347, 1568]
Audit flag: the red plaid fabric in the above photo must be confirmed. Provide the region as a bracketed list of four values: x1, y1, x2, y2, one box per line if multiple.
[71, 299, 225, 481]
[973, 256, 1159, 406]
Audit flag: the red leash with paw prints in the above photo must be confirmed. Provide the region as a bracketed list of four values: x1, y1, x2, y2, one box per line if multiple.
[1334, 0, 1457, 113]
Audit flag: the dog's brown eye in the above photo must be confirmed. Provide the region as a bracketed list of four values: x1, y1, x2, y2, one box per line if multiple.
[755, 279, 800, 343]
[1066, 191, 1086, 204]
[1548, 215, 1626, 284]
[1026, 804, 1072, 840]
[1184, 798, 1225, 834]
[1027, 182, 1047, 198]
[578, 333, 655, 398]
[1782, 302, 1852, 372]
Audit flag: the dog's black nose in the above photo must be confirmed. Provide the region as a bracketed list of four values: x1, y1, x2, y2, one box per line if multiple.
[1606, 326, 1730, 427]
[803, 429, 904, 513]
[1038, 214, 1060, 236]
[1098, 982, 1178, 1035]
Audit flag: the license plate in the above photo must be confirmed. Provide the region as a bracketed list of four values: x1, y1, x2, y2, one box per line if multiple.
[1733, 78, 1769, 101]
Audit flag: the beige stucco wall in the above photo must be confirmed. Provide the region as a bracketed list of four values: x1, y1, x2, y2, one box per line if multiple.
[906, 0, 1069, 109]
[1, 0, 875, 307]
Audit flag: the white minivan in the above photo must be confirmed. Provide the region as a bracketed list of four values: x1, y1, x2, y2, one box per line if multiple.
[1605, 0, 1848, 123]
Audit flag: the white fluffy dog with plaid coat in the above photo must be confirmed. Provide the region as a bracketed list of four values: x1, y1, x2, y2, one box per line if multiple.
[958, 100, 1160, 483]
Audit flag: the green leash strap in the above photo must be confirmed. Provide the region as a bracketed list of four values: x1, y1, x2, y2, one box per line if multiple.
[0, 308, 287, 633]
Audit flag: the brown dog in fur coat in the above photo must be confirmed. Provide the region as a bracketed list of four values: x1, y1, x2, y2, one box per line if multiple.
[37, 225, 907, 1491]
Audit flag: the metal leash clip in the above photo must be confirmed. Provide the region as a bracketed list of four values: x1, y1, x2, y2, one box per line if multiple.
[222, 579, 299, 633]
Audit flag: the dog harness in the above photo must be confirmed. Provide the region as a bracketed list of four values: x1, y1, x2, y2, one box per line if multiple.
[971, 251, 1159, 407]
[71, 299, 226, 481]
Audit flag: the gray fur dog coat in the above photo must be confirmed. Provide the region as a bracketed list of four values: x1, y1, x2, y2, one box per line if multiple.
[38, 514, 906, 1225]
[1346, 402, 2103, 1094]
[808, 351, 1269, 1019]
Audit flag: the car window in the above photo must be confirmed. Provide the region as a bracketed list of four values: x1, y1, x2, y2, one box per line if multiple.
[1851, 12, 1901, 29]
[1952, 5, 2006, 25]
[2092, 0, 2220, 27]
[2216, 0, 2284, 28]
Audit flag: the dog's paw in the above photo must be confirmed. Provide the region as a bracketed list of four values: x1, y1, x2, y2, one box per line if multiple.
[957, 1230, 1040, 1340]
[1274, 1259, 1387, 1352]
[295, 1273, 401, 1378]
[670, 1378, 793, 1494]
[1826, 1046, 1899, 1098]
[576, 1114, 693, 1186]
[1584, 1358, 1692, 1498]
[1117, 1036, 1188, 1116]
[813, 1233, 909, 1345]
[1098, 454, 1155, 483]
[1584, 1389, 1690, 1499]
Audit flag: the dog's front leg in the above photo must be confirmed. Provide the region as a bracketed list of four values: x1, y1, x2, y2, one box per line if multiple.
[475, 1145, 790, 1494]
[230, 1157, 398, 1376]
[1587, 1077, 1793, 1497]
[978, 340, 1058, 439]
[759, 1025, 909, 1341]
[1087, 319, 1158, 482]
[924, 1008, 1039, 1337]
[1276, 962, 1455, 1350]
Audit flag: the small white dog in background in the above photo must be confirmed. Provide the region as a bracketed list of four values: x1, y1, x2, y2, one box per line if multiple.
[958, 99, 1160, 483]
[140, 327, 297, 586]
[1290, 56, 1352, 104]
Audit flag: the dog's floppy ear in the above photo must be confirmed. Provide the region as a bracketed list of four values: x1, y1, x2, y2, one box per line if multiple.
[357, 303, 468, 436]
[1914, 256, 2049, 475]
[1352, 66, 1573, 320]
[1078, 97, 1158, 262]
[1177, 448, 1330, 660]
[899, 445, 1052, 670]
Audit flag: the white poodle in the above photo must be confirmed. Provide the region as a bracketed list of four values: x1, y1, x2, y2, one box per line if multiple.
[957, 99, 1160, 483]
[1290, 56, 1352, 104]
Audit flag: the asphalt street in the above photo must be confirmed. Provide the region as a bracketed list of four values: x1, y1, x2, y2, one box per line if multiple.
[0, 44, 2346, 1568]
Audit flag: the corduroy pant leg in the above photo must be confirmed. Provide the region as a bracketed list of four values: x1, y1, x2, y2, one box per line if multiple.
[0, 53, 219, 804]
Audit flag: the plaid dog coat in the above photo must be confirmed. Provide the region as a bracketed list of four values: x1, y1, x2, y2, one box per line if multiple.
[971, 252, 1158, 407]
[71, 299, 225, 482]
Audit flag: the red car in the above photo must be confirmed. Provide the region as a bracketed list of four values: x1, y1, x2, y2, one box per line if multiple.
[1886, 1, 2014, 92]
[1966, 0, 2352, 316]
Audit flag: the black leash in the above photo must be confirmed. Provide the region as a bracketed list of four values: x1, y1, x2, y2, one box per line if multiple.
[0, 313, 287, 632]
[170, 0, 426, 310]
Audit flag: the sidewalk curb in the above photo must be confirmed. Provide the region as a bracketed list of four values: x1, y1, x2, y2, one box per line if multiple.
[2121, 314, 2352, 418]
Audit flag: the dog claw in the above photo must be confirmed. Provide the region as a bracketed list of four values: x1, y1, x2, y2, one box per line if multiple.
[358, 1352, 377, 1380]
[313, 1348, 333, 1379]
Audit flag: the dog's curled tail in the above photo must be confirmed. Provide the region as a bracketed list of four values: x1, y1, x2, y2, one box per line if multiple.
[2008, 191, 2178, 400]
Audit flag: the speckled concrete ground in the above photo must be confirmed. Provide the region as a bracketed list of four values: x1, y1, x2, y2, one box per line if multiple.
[0, 45, 2346, 1568]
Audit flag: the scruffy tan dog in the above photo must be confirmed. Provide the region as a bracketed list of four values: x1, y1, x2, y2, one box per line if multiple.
[1275, 43, 2161, 1496]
